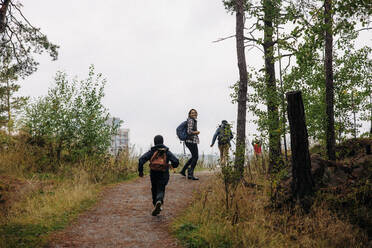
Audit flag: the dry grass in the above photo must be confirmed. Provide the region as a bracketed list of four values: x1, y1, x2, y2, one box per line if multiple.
[0, 138, 139, 247]
[172, 160, 369, 248]
[0, 141, 46, 176]
[0, 168, 99, 248]
[0, 139, 139, 182]
[7, 169, 95, 224]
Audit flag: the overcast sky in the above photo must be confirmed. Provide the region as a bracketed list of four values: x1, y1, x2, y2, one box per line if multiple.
[19, 1, 371, 155]
[19, 0, 264, 155]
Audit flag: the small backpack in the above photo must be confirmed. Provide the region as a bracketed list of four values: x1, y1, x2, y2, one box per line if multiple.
[218, 124, 232, 145]
[176, 121, 188, 141]
[149, 149, 169, 171]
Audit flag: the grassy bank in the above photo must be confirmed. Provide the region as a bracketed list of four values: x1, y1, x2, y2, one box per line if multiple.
[0, 138, 139, 248]
[0, 172, 98, 248]
[172, 157, 369, 248]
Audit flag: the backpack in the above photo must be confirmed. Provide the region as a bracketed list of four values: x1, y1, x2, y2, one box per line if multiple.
[149, 149, 169, 171]
[218, 124, 232, 145]
[176, 121, 188, 141]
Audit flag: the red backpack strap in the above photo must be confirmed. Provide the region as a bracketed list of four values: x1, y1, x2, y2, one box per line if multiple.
[150, 150, 159, 163]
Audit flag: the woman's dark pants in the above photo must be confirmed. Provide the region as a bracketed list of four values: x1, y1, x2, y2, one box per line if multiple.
[181, 142, 199, 177]
[150, 170, 169, 206]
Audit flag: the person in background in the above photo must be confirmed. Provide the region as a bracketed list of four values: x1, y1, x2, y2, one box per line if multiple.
[252, 138, 262, 159]
[179, 109, 200, 180]
[138, 135, 179, 216]
[210, 120, 233, 165]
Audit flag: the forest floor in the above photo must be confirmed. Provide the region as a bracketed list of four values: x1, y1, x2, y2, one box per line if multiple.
[47, 171, 212, 248]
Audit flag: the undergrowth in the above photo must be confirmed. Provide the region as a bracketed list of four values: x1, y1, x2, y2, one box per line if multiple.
[0, 135, 139, 248]
[0, 176, 97, 248]
[172, 158, 369, 248]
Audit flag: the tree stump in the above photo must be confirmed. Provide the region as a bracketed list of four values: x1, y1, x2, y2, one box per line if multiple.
[286, 91, 314, 211]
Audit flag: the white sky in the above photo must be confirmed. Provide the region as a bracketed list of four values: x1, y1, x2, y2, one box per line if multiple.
[19, 0, 262, 155]
[18, 1, 371, 155]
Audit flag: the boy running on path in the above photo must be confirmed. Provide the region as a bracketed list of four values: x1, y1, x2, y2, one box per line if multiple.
[138, 135, 179, 216]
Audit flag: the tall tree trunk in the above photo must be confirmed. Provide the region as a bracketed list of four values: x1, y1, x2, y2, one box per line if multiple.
[0, 0, 10, 33]
[287, 91, 314, 211]
[6, 77, 11, 134]
[277, 25, 288, 163]
[324, 0, 336, 160]
[234, 0, 248, 176]
[264, 0, 281, 173]
[367, 95, 372, 155]
[56, 140, 62, 163]
[352, 91, 357, 138]
[370, 95, 372, 135]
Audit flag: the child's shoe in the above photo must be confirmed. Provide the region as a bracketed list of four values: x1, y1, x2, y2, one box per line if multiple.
[152, 201, 162, 216]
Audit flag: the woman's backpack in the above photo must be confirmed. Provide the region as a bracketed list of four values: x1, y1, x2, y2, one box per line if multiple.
[149, 149, 169, 171]
[176, 121, 188, 141]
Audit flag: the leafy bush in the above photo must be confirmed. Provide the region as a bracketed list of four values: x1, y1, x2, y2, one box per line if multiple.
[24, 65, 118, 164]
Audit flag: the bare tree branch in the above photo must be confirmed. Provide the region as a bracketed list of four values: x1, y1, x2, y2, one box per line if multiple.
[5, 28, 20, 64]
[245, 43, 264, 53]
[213, 34, 235, 43]
[10, 1, 38, 31]
[244, 36, 259, 42]
[355, 27, 372, 32]
[279, 53, 294, 58]
[284, 55, 292, 72]
[7, 24, 27, 56]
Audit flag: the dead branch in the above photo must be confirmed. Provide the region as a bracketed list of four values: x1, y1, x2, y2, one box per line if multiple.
[213, 34, 235, 43]
[10, 1, 38, 31]
[245, 43, 264, 53]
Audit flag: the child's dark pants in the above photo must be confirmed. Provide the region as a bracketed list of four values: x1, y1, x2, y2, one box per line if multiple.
[150, 170, 169, 206]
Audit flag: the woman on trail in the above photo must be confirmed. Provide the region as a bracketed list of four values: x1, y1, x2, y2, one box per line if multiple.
[179, 109, 200, 180]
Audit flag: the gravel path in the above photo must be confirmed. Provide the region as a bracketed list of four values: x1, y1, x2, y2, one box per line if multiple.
[49, 171, 212, 248]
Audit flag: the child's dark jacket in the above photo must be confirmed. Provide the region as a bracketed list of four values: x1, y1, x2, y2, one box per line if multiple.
[138, 144, 179, 174]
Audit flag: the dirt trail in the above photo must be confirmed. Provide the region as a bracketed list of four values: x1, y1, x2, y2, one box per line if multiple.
[49, 171, 212, 248]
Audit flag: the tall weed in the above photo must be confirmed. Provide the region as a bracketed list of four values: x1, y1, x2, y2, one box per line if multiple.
[0, 135, 139, 247]
[173, 159, 368, 248]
